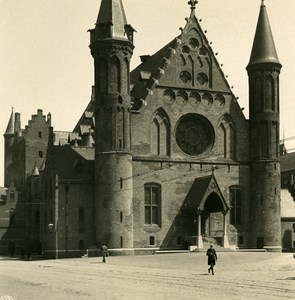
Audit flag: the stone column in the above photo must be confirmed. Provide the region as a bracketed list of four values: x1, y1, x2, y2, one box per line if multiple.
[222, 211, 229, 248]
[196, 211, 203, 248]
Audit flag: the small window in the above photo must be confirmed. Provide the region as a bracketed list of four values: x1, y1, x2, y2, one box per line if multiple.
[293, 223, 295, 233]
[293, 241, 295, 249]
[120, 236, 123, 248]
[39, 151, 43, 158]
[38, 131, 42, 138]
[149, 236, 155, 246]
[120, 211, 123, 223]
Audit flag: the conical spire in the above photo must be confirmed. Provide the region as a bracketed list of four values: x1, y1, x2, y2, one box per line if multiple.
[247, 2, 280, 68]
[95, 0, 129, 41]
[4, 108, 15, 136]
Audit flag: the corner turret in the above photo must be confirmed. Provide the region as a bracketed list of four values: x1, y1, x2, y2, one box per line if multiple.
[90, 0, 135, 251]
[247, 2, 282, 252]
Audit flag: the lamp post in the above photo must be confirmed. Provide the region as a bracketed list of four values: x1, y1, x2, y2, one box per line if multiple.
[48, 222, 58, 259]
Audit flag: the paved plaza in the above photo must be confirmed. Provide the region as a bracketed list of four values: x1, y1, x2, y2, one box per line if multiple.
[0, 252, 295, 300]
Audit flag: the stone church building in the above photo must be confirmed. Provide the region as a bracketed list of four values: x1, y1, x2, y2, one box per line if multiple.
[1, 1, 283, 257]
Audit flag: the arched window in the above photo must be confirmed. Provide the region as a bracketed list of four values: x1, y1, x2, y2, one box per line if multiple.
[116, 107, 125, 149]
[110, 56, 121, 92]
[151, 109, 170, 156]
[220, 123, 226, 158]
[254, 77, 262, 112]
[219, 114, 236, 160]
[124, 58, 130, 94]
[229, 187, 242, 225]
[144, 183, 161, 225]
[265, 76, 275, 111]
[96, 58, 108, 93]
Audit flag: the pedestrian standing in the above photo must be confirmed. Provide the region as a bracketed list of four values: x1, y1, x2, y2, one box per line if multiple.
[206, 243, 217, 275]
[101, 243, 109, 263]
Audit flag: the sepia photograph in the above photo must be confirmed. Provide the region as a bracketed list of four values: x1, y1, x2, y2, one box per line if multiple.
[0, 0, 295, 299]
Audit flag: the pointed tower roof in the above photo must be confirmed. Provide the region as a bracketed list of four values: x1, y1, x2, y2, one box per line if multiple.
[95, 0, 130, 41]
[4, 108, 15, 136]
[247, 1, 280, 68]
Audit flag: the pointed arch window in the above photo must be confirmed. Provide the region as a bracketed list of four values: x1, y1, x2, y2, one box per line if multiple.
[254, 77, 262, 113]
[96, 58, 108, 93]
[219, 114, 236, 160]
[265, 76, 275, 111]
[110, 56, 121, 93]
[151, 109, 170, 156]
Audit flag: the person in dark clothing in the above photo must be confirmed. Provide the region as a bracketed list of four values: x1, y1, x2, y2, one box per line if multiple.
[101, 243, 109, 263]
[206, 243, 217, 275]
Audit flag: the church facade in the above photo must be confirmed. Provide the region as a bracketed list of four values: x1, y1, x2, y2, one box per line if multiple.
[1, 1, 283, 257]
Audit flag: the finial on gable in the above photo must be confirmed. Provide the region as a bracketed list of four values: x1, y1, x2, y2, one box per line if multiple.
[261, 0, 265, 6]
[188, 0, 198, 11]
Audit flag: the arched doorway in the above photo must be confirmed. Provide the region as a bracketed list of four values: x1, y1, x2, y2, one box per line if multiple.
[202, 192, 224, 238]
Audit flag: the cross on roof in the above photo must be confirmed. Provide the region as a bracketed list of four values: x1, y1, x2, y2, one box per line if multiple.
[188, 0, 198, 10]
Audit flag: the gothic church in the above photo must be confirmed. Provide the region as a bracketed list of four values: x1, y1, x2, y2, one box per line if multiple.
[1, 1, 282, 257]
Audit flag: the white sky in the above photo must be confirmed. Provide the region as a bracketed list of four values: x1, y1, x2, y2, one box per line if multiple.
[0, 0, 295, 186]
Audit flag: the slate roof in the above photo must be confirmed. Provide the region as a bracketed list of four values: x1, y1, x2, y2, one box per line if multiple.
[130, 39, 178, 110]
[50, 146, 94, 181]
[183, 175, 229, 211]
[184, 176, 212, 210]
[281, 152, 295, 172]
[247, 3, 280, 67]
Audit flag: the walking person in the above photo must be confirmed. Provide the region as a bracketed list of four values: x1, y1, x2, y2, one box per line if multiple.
[101, 243, 109, 263]
[206, 243, 217, 275]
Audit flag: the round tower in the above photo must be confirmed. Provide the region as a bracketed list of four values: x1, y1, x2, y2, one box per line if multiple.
[89, 0, 135, 250]
[247, 2, 282, 251]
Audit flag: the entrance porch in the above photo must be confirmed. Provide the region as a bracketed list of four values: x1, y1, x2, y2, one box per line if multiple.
[182, 175, 230, 250]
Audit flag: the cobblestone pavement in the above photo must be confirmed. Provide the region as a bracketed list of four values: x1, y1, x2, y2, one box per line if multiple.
[0, 252, 295, 300]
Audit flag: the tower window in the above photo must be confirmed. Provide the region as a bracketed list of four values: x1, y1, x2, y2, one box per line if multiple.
[39, 151, 43, 158]
[120, 236, 123, 248]
[38, 131, 42, 138]
[144, 184, 161, 225]
[229, 188, 242, 225]
[120, 211, 123, 223]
